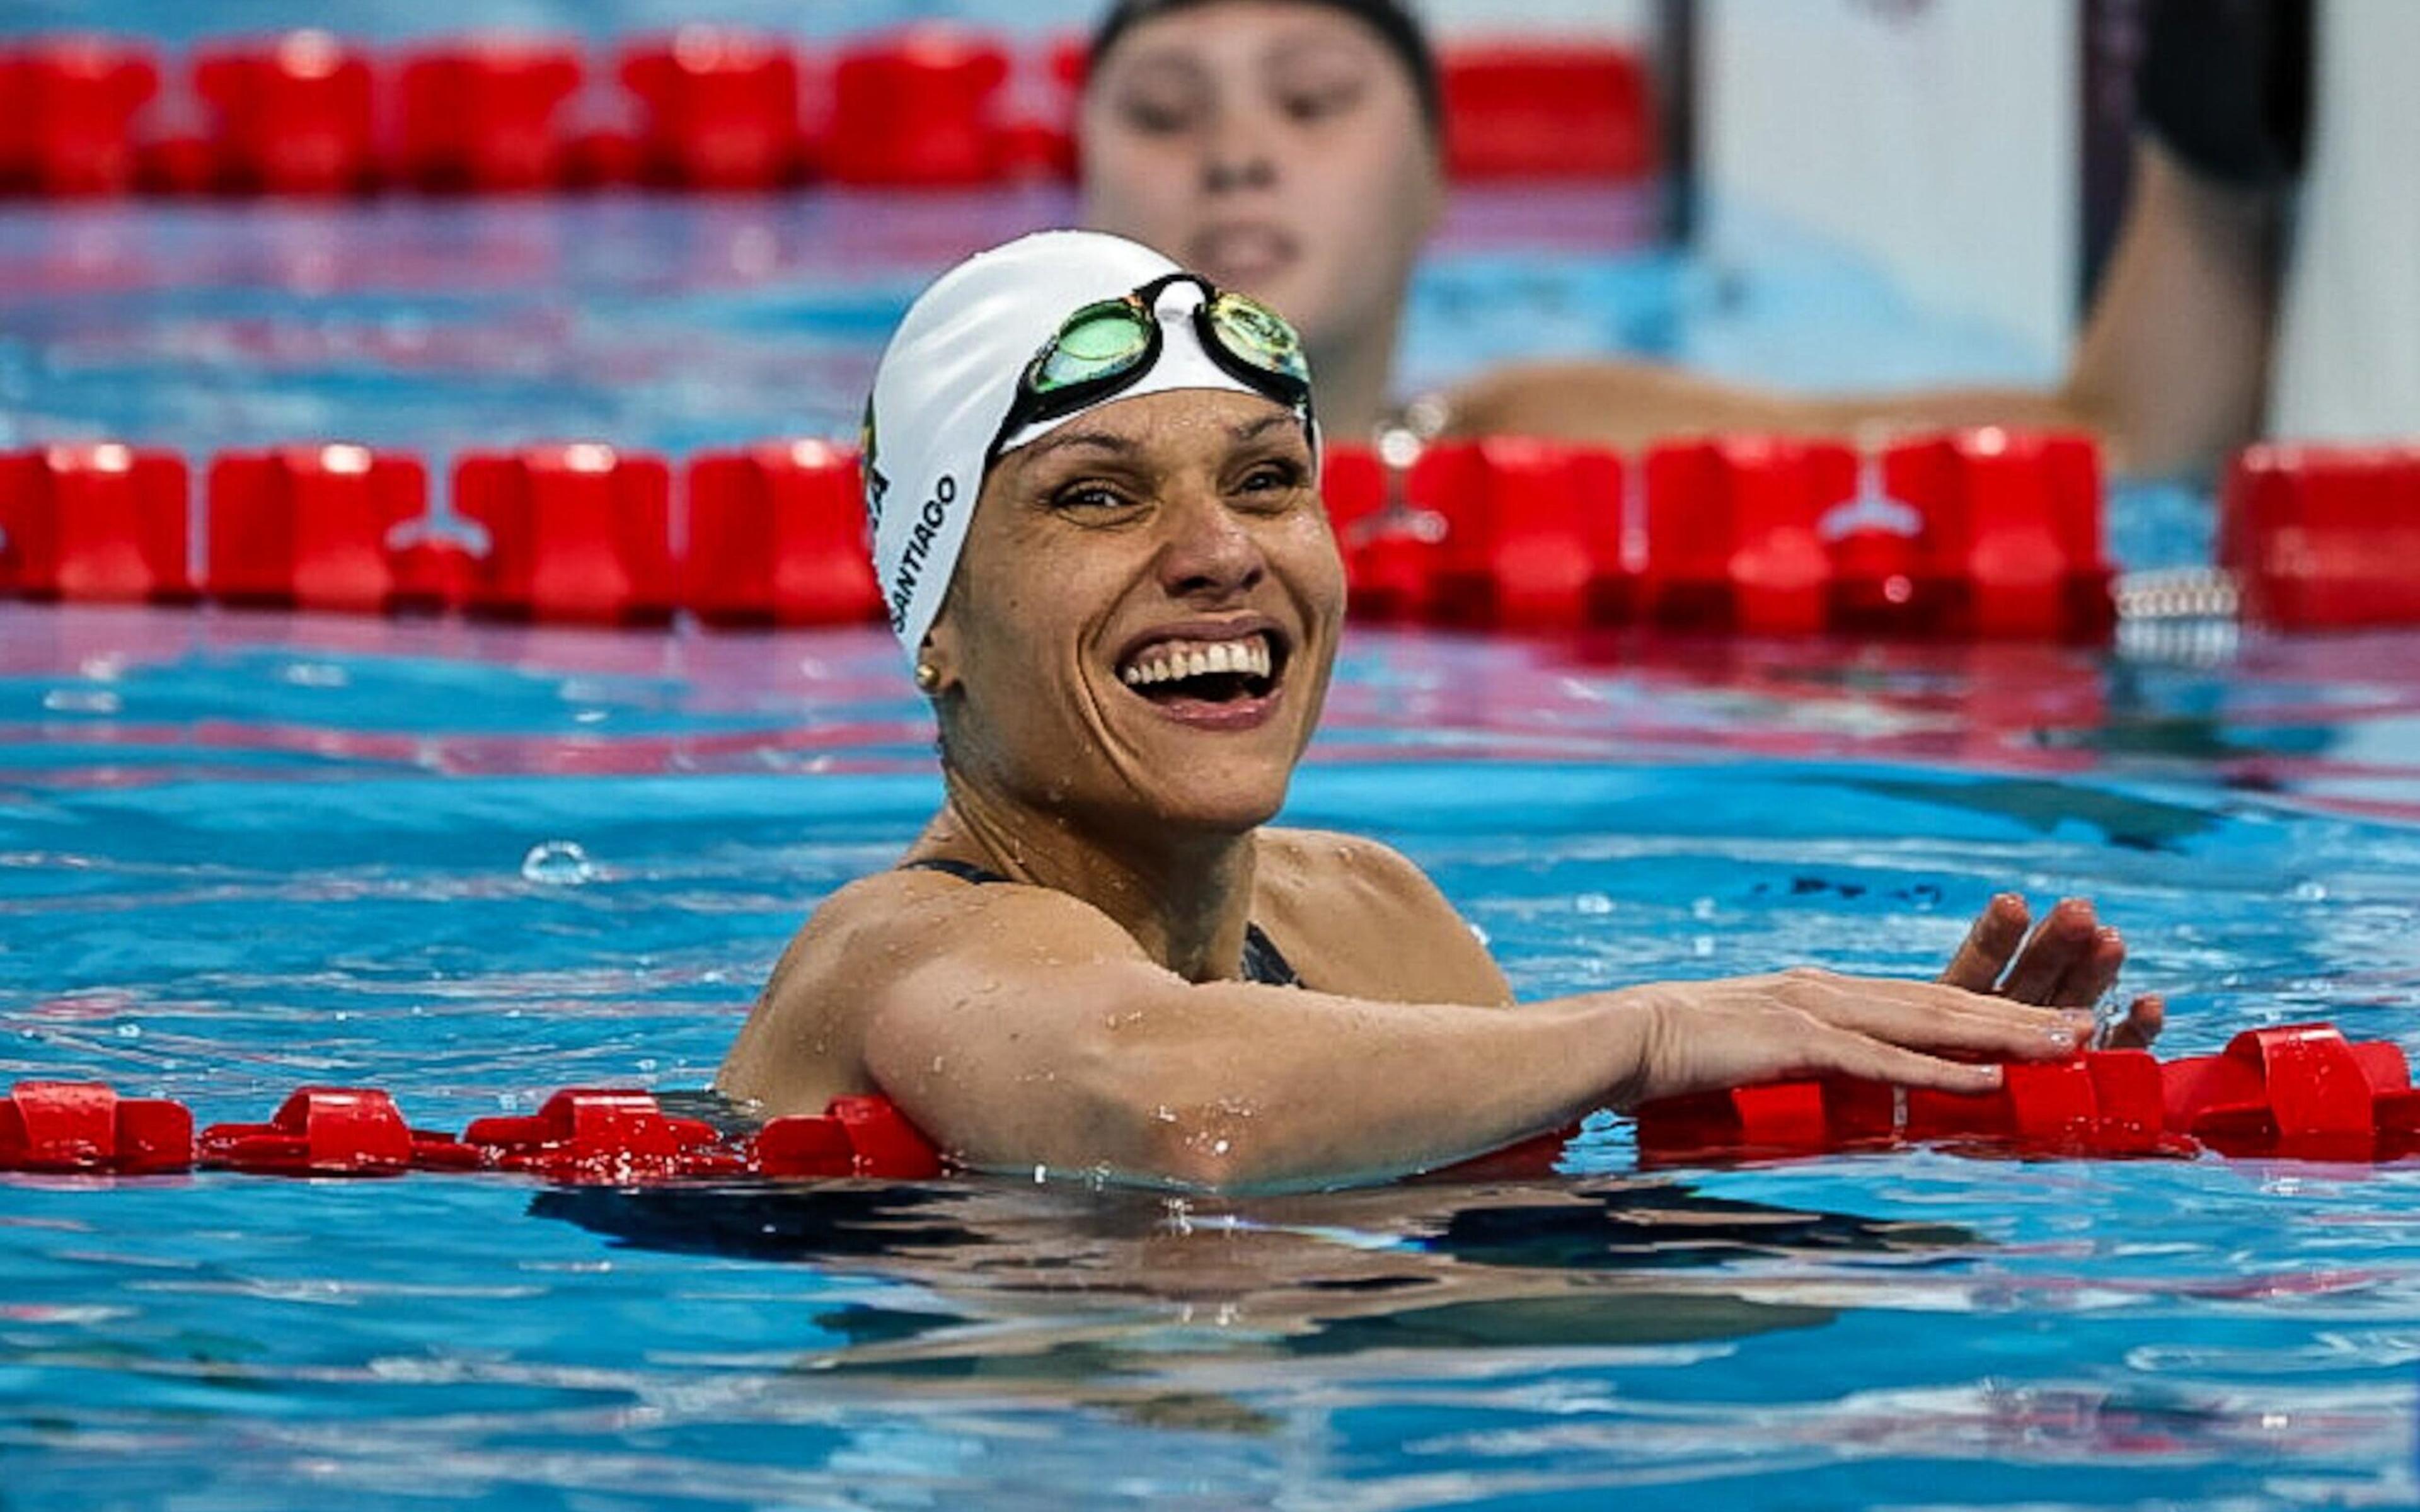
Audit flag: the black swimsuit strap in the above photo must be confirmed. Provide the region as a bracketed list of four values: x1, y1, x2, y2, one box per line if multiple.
[900, 857, 1303, 989]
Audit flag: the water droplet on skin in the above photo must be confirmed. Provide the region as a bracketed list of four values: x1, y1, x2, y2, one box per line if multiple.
[521, 840, 596, 886]
[1153, 1105, 1177, 1123]
[1211, 1138, 1230, 1155]
[930, 1056, 946, 1074]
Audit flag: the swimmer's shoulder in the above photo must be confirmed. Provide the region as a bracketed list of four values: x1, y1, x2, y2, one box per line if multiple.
[720, 865, 1146, 1115]
[1253, 828, 1513, 1005]
[765, 864, 1144, 1011]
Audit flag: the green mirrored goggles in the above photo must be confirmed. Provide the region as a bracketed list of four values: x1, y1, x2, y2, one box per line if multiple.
[986, 272, 1313, 467]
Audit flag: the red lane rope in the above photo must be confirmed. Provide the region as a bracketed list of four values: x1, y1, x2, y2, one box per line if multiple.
[0, 428, 2124, 640]
[0, 31, 1654, 198]
[4, 1022, 2412, 1181]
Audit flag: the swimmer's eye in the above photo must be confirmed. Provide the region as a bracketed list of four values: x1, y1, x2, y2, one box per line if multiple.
[1115, 92, 1199, 136]
[1050, 481, 1140, 515]
[1234, 458, 1310, 502]
[1280, 79, 1363, 125]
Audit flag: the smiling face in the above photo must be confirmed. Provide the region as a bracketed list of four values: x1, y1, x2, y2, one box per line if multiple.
[923, 387, 1344, 839]
[1080, 1, 1441, 365]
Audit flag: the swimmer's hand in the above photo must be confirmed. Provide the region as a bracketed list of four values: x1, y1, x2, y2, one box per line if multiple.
[1938, 893, 2165, 1050]
[1611, 969, 2096, 1108]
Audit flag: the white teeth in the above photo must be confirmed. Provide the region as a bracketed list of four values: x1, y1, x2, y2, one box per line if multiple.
[1118, 633, 1276, 689]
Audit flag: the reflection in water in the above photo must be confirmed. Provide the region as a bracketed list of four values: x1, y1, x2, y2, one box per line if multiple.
[534, 1175, 1973, 1406]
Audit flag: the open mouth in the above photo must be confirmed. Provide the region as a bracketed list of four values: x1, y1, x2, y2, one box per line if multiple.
[1117, 629, 1286, 709]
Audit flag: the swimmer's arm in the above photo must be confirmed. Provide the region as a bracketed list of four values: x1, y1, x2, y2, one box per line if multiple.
[1445, 142, 2277, 483]
[858, 886, 2093, 1193]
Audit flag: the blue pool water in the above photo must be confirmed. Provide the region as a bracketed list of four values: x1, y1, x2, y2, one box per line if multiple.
[6, 91, 2420, 1512]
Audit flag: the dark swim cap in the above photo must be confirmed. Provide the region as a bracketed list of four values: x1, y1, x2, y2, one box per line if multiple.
[1087, 0, 1443, 139]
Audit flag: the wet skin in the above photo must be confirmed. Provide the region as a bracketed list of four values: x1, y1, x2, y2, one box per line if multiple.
[716, 389, 2161, 1191]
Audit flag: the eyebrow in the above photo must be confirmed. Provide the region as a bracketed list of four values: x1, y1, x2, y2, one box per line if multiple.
[1018, 411, 1299, 462]
[1229, 413, 1301, 444]
[1017, 428, 1140, 463]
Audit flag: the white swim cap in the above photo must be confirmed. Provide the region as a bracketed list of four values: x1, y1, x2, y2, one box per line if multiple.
[863, 229, 1313, 660]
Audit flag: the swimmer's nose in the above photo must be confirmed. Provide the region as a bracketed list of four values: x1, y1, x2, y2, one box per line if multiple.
[1156, 489, 1267, 602]
[1201, 110, 1277, 195]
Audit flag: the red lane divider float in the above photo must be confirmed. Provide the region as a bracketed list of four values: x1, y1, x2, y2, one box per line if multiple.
[0, 36, 159, 195]
[1634, 1022, 2420, 1166]
[206, 445, 429, 613]
[1642, 437, 1850, 636]
[192, 33, 380, 197]
[0, 444, 193, 604]
[2220, 444, 2420, 631]
[0, 427, 2133, 639]
[1443, 43, 1656, 183]
[454, 444, 676, 624]
[0, 30, 1658, 198]
[396, 38, 585, 193]
[684, 440, 882, 626]
[5, 1022, 2416, 1183]
[463, 1089, 741, 1179]
[826, 29, 1011, 188]
[0, 1080, 193, 1174]
[619, 30, 809, 191]
[1884, 428, 2114, 640]
[200, 1087, 480, 1175]
[0, 1080, 944, 1182]
[1422, 438, 1629, 630]
[1317, 427, 2116, 639]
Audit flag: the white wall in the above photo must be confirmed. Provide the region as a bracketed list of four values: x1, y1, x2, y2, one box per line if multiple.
[1700, 0, 2080, 367]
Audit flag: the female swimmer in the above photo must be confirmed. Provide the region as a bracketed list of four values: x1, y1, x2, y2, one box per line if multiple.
[715, 230, 2160, 1191]
[1079, 0, 2362, 479]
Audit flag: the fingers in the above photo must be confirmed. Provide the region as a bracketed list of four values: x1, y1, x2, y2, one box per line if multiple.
[2054, 927, 2126, 1009]
[1782, 970, 2090, 1062]
[1938, 893, 2029, 991]
[2097, 994, 2165, 1050]
[1997, 897, 2104, 1004]
[1806, 1023, 2006, 1095]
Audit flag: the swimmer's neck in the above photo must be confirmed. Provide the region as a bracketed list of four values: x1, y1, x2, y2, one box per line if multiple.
[919, 788, 1259, 985]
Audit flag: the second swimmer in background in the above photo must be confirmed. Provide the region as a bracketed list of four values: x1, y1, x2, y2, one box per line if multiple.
[1080, 0, 2371, 479]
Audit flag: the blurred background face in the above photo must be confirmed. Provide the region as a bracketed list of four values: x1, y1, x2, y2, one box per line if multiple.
[1080, 1, 1443, 365]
